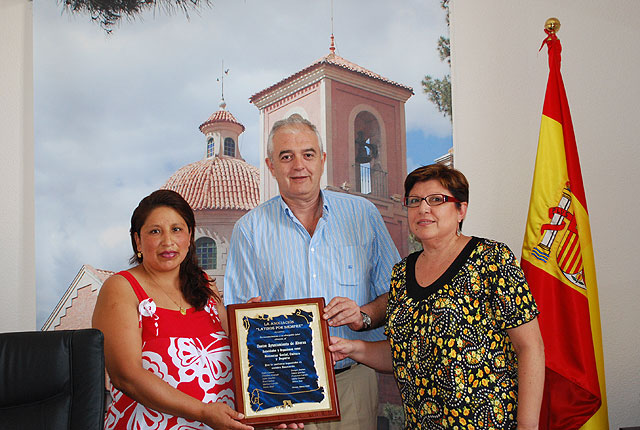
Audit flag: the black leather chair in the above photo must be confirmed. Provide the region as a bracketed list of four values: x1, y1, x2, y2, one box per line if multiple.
[0, 329, 105, 430]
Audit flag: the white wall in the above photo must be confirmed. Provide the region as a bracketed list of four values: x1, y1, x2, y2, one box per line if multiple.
[451, 1, 640, 428]
[0, 0, 35, 332]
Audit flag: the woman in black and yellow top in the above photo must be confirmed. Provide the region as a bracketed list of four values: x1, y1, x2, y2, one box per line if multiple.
[330, 164, 545, 430]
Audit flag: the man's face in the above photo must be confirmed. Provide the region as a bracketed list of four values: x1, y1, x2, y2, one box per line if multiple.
[266, 124, 326, 204]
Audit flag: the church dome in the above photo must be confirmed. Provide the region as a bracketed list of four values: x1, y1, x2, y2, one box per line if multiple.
[163, 156, 260, 211]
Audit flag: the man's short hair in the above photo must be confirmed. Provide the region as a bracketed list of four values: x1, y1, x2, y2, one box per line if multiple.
[267, 114, 324, 159]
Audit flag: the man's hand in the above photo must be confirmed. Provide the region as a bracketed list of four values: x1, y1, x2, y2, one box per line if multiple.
[323, 297, 363, 331]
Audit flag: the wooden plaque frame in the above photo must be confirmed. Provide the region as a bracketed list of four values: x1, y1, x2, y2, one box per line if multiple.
[227, 298, 340, 428]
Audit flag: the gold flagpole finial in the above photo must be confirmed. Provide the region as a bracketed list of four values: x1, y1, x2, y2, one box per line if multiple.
[545, 18, 561, 34]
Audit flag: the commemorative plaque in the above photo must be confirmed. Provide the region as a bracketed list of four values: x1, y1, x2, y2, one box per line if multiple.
[227, 298, 340, 427]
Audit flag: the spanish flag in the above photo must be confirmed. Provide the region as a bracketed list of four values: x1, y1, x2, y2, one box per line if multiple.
[521, 30, 609, 429]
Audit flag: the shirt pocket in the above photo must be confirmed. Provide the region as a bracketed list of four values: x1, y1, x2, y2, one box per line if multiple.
[332, 245, 369, 287]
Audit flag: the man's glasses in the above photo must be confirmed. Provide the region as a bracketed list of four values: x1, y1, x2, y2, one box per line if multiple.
[403, 194, 461, 208]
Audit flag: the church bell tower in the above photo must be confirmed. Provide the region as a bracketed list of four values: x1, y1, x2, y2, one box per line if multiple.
[249, 37, 413, 255]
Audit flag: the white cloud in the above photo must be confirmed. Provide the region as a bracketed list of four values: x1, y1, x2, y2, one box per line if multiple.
[99, 225, 131, 249]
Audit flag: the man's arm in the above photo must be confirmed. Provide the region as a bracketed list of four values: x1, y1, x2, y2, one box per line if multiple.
[323, 200, 399, 331]
[359, 200, 400, 329]
[360, 292, 388, 329]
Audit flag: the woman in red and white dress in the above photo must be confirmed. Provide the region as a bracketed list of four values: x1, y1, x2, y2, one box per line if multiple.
[93, 189, 250, 430]
[94, 190, 302, 430]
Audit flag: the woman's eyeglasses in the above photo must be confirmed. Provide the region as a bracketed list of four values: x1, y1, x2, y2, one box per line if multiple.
[403, 194, 461, 208]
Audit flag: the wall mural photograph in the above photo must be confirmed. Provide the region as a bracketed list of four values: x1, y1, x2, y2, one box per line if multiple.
[34, 1, 452, 426]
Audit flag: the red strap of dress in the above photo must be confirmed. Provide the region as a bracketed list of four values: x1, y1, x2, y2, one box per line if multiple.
[117, 270, 149, 303]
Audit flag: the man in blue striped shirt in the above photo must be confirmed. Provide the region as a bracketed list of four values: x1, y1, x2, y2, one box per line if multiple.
[224, 114, 400, 430]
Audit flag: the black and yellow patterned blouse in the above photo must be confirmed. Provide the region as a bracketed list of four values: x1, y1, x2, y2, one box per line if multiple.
[385, 237, 539, 430]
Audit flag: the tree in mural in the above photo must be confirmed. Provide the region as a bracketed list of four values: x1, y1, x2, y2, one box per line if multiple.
[422, 0, 451, 121]
[60, 0, 210, 32]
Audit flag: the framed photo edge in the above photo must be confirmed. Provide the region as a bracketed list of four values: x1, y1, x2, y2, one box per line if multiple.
[227, 297, 340, 428]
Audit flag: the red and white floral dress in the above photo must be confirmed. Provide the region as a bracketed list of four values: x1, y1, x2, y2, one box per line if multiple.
[104, 271, 235, 430]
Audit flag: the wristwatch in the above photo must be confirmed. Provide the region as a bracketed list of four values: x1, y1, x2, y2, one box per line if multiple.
[360, 311, 372, 331]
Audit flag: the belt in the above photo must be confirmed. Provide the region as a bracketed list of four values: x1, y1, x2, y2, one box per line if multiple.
[335, 364, 354, 375]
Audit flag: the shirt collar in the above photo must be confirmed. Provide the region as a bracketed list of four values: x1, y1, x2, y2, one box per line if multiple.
[279, 189, 330, 219]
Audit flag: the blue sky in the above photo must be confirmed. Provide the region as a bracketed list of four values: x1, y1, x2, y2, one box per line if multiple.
[407, 129, 452, 172]
[34, 0, 452, 327]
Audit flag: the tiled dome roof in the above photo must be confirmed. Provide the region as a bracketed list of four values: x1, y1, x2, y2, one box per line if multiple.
[199, 109, 245, 133]
[250, 53, 413, 102]
[163, 156, 259, 211]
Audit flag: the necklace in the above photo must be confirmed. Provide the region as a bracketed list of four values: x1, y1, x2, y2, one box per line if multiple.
[144, 268, 187, 315]
[160, 289, 187, 316]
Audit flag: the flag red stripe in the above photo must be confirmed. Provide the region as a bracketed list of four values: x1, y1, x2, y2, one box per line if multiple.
[521, 259, 601, 429]
[540, 368, 601, 430]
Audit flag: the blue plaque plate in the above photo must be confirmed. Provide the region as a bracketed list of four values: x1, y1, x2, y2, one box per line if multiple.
[228, 298, 340, 427]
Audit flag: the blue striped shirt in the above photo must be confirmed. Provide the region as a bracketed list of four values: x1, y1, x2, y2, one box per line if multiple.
[224, 189, 400, 368]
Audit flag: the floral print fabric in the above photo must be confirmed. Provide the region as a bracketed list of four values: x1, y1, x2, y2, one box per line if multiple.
[105, 271, 234, 430]
[385, 238, 539, 430]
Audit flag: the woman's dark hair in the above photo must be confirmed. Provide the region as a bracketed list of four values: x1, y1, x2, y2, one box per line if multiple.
[129, 189, 218, 309]
[404, 164, 469, 229]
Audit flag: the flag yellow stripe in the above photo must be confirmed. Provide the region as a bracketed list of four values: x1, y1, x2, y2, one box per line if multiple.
[523, 115, 586, 295]
[572, 197, 609, 430]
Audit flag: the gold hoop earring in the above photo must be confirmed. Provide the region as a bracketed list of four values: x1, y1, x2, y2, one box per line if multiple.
[137, 251, 143, 259]
[456, 226, 461, 237]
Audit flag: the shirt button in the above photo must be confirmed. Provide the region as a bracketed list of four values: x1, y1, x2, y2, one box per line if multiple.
[310, 247, 315, 252]
[312, 274, 317, 278]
